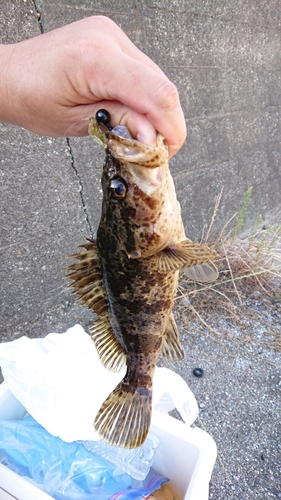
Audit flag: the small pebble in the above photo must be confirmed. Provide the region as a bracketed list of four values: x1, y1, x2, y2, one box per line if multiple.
[193, 367, 204, 378]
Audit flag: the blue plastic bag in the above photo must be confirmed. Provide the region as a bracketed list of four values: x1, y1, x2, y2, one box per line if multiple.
[0, 415, 167, 500]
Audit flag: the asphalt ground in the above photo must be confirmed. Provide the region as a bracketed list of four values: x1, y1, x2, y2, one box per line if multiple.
[0, 1, 280, 499]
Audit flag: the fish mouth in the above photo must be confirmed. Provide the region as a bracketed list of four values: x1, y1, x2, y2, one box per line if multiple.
[106, 132, 169, 194]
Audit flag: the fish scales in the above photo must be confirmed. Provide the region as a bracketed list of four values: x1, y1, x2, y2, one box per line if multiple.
[66, 110, 218, 448]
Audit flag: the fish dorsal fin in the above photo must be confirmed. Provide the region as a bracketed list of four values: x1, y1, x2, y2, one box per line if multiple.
[65, 240, 107, 313]
[65, 240, 126, 372]
[148, 239, 218, 277]
[161, 313, 185, 362]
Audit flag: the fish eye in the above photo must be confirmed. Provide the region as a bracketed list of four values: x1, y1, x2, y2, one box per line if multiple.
[109, 178, 127, 199]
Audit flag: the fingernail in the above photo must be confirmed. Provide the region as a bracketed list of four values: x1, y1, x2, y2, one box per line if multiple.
[137, 129, 157, 147]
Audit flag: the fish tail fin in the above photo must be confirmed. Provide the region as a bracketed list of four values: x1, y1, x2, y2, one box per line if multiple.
[94, 381, 152, 449]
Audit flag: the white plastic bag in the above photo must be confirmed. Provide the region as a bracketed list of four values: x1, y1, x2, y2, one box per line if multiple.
[0, 325, 198, 441]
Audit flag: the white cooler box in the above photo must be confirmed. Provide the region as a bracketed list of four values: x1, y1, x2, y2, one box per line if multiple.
[0, 383, 217, 500]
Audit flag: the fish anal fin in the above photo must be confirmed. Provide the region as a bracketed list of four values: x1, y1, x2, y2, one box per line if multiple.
[90, 317, 127, 373]
[148, 240, 218, 274]
[161, 313, 185, 362]
[94, 381, 152, 448]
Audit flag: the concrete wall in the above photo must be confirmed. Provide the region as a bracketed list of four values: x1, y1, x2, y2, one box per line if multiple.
[0, 0, 280, 338]
[37, 0, 281, 237]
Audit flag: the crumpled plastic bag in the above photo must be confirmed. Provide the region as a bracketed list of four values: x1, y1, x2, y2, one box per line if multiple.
[0, 414, 167, 500]
[0, 325, 198, 442]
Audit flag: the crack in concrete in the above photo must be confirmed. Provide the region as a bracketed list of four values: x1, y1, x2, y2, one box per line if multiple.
[30, 4, 93, 239]
[32, 0, 43, 34]
[66, 138, 94, 239]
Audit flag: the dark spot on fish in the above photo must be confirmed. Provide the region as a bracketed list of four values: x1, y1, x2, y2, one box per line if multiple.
[137, 387, 150, 397]
[154, 338, 162, 350]
[133, 185, 158, 211]
[121, 205, 136, 219]
[122, 331, 160, 347]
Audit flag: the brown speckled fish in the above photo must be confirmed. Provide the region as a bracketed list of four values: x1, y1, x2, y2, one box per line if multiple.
[66, 110, 218, 448]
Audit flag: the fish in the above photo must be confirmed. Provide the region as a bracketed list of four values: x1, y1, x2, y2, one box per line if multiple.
[65, 110, 218, 448]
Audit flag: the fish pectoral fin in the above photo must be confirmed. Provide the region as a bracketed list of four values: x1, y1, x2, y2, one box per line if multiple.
[161, 313, 185, 362]
[148, 240, 218, 275]
[184, 260, 219, 283]
[90, 316, 127, 373]
[94, 382, 152, 448]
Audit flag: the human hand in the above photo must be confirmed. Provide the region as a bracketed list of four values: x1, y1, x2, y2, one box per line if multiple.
[0, 16, 186, 157]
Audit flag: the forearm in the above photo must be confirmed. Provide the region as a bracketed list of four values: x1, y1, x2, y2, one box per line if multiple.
[0, 35, 80, 136]
[0, 40, 37, 130]
[0, 35, 72, 136]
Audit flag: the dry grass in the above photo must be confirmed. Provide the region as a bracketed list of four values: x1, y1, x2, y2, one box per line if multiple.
[176, 187, 281, 352]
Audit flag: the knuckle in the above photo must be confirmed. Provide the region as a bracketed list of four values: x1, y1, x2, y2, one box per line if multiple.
[154, 79, 179, 111]
[94, 15, 116, 30]
[87, 15, 111, 27]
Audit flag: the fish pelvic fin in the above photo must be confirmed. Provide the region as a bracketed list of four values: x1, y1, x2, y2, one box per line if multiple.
[148, 239, 219, 282]
[161, 313, 185, 362]
[65, 240, 126, 372]
[94, 381, 152, 449]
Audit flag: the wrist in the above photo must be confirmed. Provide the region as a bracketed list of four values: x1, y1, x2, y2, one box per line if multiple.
[0, 43, 20, 126]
